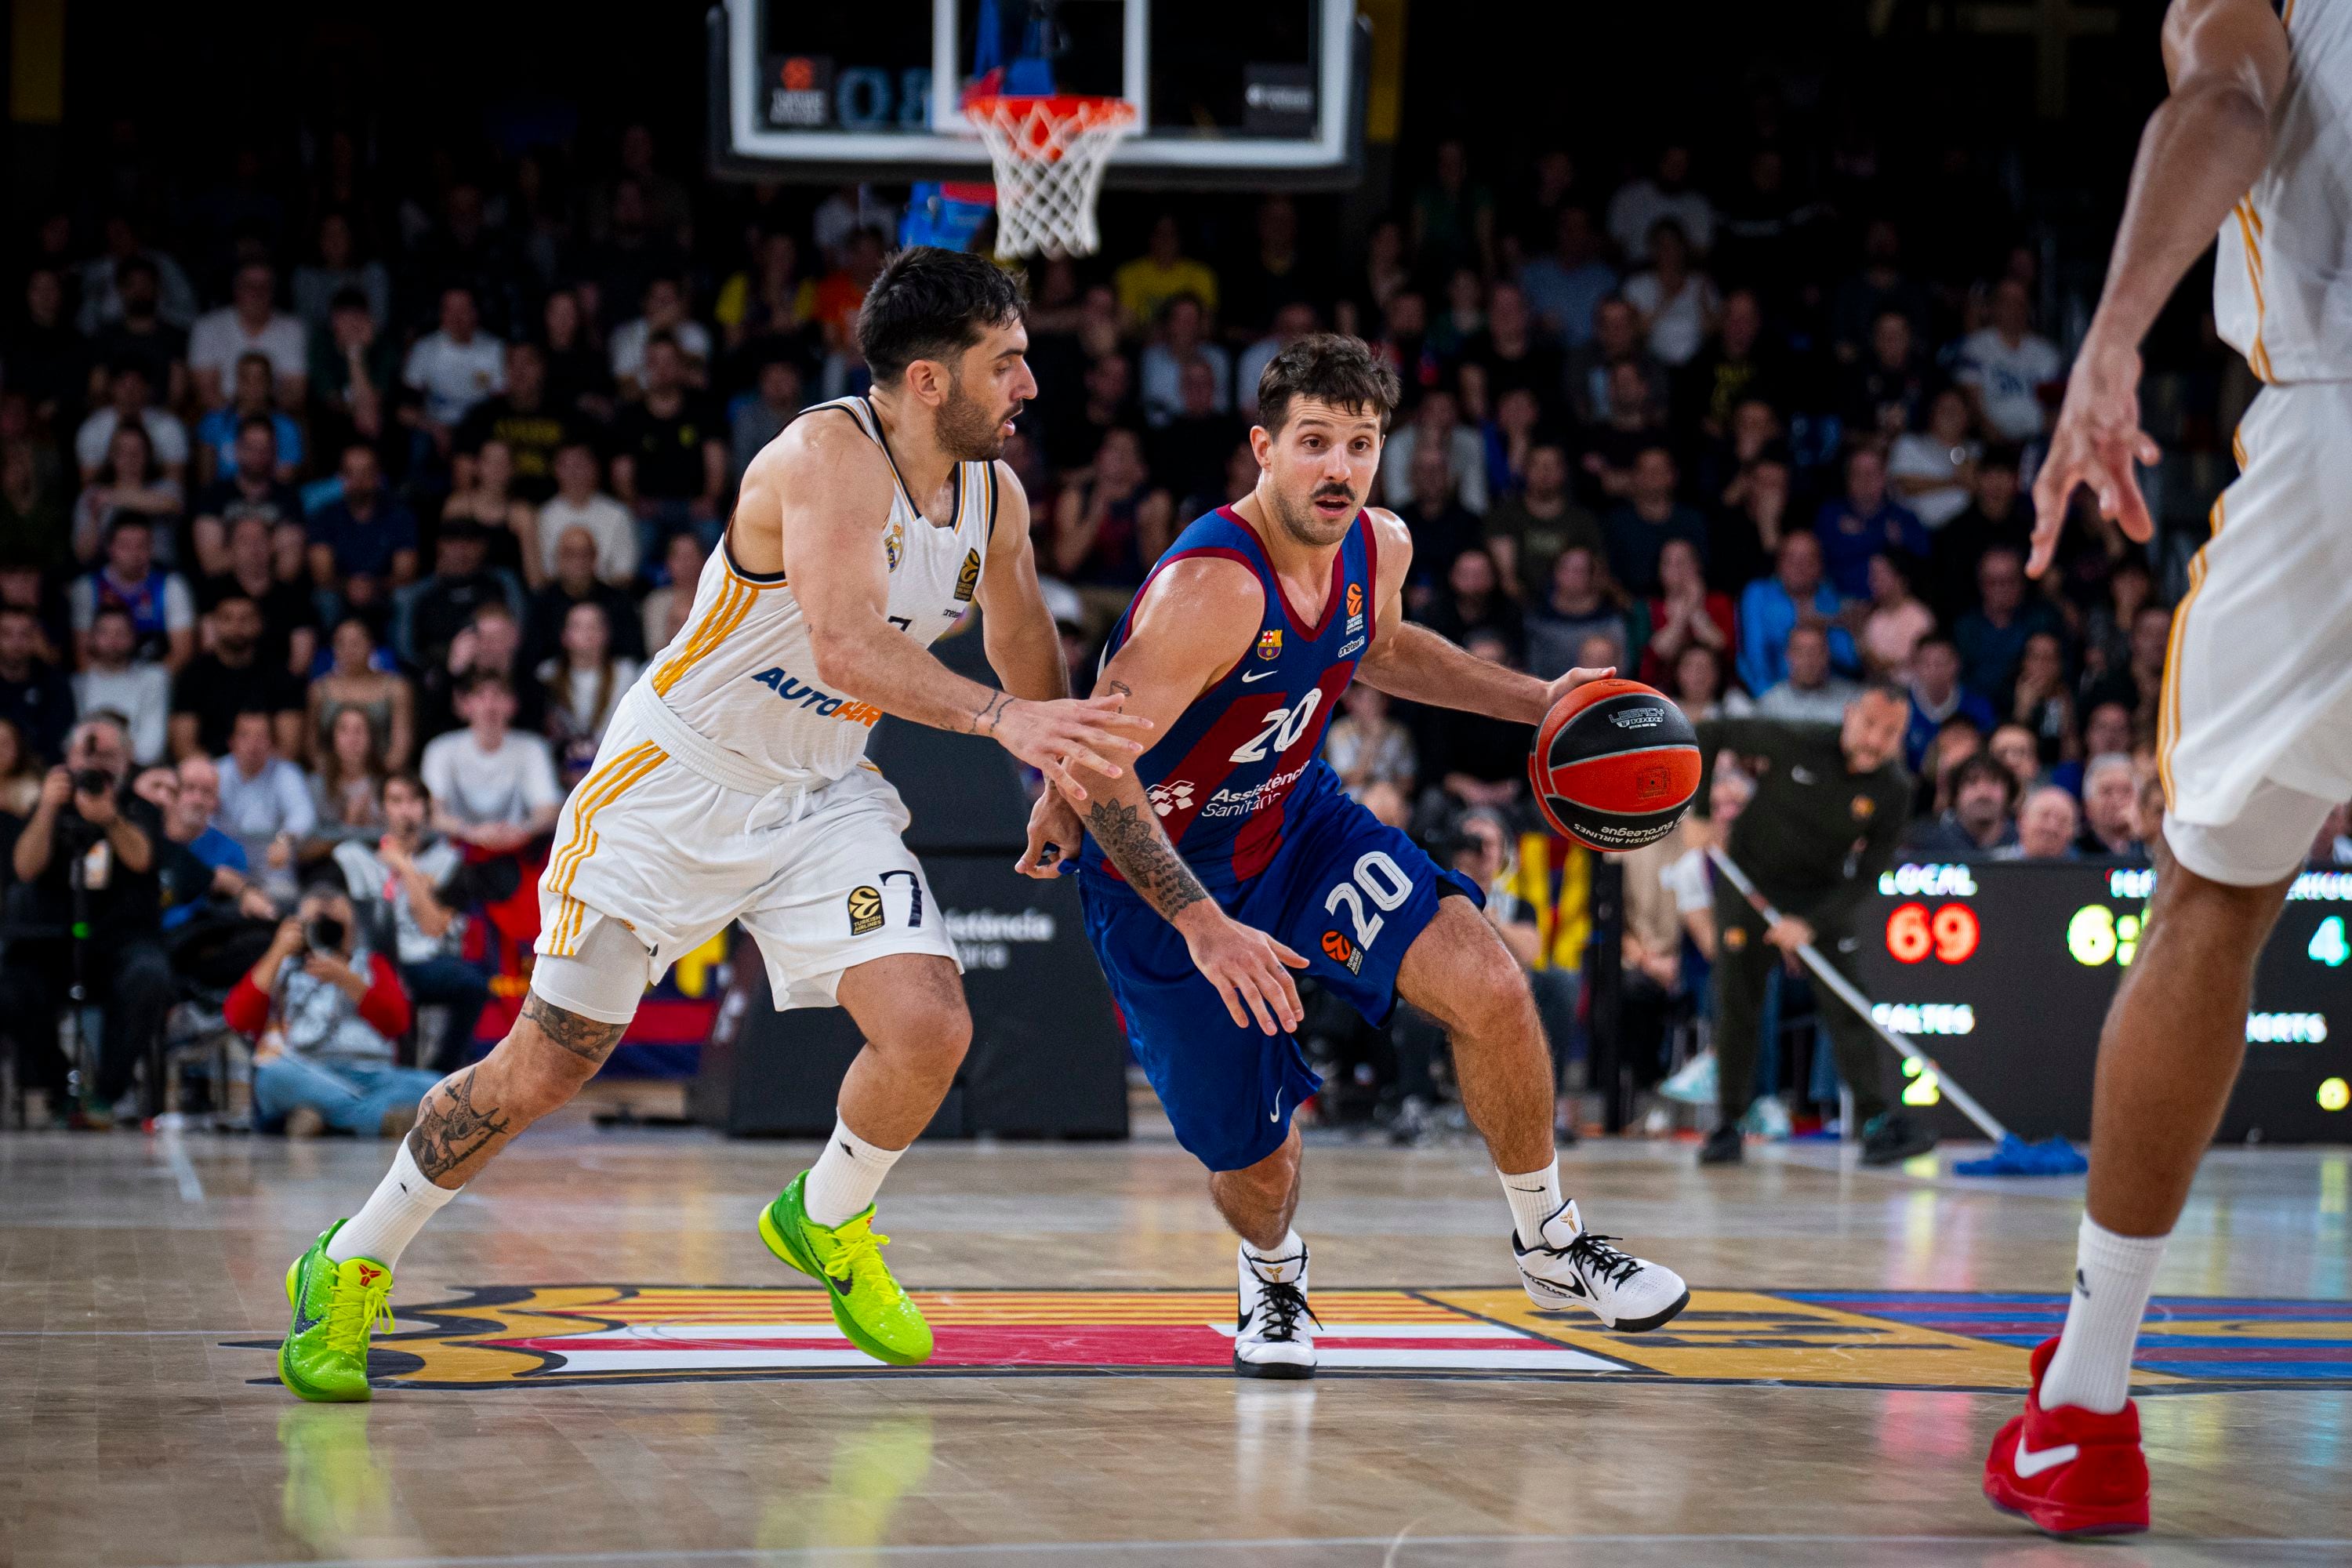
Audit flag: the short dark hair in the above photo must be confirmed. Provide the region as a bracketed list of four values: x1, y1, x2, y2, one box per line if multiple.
[237, 414, 276, 442]
[855, 246, 1026, 384]
[1254, 333, 1402, 438]
[1951, 751, 2019, 808]
[383, 769, 430, 804]
[459, 668, 514, 699]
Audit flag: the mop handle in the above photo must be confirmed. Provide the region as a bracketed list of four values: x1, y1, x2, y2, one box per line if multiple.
[1705, 845, 2012, 1143]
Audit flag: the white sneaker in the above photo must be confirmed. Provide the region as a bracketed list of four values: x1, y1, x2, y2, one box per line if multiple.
[1233, 1240, 1316, 1379]
[1512, 1200, 1690, 1333]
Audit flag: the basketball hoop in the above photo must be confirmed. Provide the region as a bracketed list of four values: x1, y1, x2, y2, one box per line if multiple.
[962, 93, 1137, 259]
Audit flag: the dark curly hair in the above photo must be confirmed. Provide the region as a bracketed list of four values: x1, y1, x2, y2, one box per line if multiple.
[855, 246, 1027, 384]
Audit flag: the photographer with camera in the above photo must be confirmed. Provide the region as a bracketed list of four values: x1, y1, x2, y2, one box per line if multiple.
[0, 713, 177, 1123]
[232, 878, 431, 1138]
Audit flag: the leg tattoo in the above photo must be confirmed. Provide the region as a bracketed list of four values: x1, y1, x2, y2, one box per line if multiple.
[407, 1072, 512, 1183]
[521, 993, 628, 1064]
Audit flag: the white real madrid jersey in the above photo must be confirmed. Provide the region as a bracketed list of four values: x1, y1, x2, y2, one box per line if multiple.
[641, 395, 994, 787]
[2216, 0, 2352, 383]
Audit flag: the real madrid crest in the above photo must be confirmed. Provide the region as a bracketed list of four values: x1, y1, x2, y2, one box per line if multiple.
[883, 518, 906, 572]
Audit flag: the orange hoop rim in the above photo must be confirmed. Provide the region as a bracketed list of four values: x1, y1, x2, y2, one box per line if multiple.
[962, 93, 1138, 150]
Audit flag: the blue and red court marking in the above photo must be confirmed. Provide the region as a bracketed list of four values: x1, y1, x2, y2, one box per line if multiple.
[1788, 1292, 2352, 1385]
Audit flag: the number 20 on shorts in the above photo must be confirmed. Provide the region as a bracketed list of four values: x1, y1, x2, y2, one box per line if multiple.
[1323, 851, 1414, 975]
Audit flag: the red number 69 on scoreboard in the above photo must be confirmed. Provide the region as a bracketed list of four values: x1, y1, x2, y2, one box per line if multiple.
[1886, 901, 1981, 964]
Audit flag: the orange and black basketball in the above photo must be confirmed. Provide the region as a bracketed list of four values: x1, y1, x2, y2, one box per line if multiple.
[1527, 678, 1700, 851]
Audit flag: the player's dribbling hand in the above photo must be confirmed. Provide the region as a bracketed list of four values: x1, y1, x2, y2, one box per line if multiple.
[2029, 340, 2161, 578]
[989, 693, 1153, 801]
[1540, 666, 1616, 714]
[1016, 786, 1083, 880]
[1176, 907, 1309, 1036]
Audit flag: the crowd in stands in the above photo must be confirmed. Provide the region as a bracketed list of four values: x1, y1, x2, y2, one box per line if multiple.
[0, 114, 2328, 1134]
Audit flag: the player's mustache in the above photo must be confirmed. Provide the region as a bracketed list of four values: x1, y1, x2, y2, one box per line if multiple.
[1312, 485, 1354, 503]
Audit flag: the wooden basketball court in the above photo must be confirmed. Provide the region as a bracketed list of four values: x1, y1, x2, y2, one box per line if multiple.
[5, 1112, 2348, 1566]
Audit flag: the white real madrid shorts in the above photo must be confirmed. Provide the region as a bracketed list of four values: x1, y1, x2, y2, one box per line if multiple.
[530, 693, 959, 1024]
[2160, 380, 2352, 887]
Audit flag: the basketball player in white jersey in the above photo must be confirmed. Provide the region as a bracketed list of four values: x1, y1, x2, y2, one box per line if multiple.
[274, 249, 1149, 1400]
[1980, 0, 2336, 1536]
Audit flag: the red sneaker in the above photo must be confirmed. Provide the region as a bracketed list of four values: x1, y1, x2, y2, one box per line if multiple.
[1983, 1336, 2150, 1537]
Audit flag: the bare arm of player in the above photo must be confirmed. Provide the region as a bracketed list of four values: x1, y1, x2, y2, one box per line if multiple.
[762, 419, 1149, 799]
[2030, 0, 2288, 575]
[971, 463, 1069, 704]
[1042, 557, 1312, 1036]
[1350, 510, 1615, 723]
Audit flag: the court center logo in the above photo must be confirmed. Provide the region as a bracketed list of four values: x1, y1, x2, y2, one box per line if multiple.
[230, 1284, 2352, 1392]
[846, 884, 884, 935]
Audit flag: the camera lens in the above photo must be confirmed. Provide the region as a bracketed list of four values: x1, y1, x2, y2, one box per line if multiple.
[72, 768, 110, 796]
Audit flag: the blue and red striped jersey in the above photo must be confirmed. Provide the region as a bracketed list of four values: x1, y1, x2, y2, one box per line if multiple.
[1081, 505, 1378, 896]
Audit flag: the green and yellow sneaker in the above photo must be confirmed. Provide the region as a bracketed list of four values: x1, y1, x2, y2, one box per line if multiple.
[278, 1221, 394, 1403]
[758, 1173, 933, 1366]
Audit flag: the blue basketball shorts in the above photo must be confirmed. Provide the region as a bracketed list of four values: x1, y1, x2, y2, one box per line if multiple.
[1077, 789, 1479, 1172]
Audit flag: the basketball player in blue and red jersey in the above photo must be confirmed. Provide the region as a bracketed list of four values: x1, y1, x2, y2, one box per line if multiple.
[1021, 336, 1690, 1376]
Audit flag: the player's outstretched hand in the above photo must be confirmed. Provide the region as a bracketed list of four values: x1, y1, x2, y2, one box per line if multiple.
[985, 693, 1153, 801]
[2030, 340, 2161, 578]
[1176, 906, 1309, 1036]
[1540, 665, 1617, 715]
[1017, 785, 1083, 880]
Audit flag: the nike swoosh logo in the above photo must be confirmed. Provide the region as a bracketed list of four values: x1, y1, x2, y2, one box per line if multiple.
[1270, 1092, 1283, 1123]
[2013, 1439, 2079, 1479]
[1240, 670, 1277, 684]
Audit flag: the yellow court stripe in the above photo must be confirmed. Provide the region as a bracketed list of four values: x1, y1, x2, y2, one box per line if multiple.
[547, 746, 668, 953]
[544, 742, 660, 915]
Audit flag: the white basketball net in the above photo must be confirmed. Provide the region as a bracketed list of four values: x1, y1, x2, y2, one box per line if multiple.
[963, 94, 1138, 259]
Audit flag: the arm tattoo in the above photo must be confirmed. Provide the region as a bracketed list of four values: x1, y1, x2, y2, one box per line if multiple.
[521, 993, 628, 1065]
[1084, 797, 1209, 922]
[407, 1070, 513, 1183]
[970, 691, 1014, 736]
[1105, 679, 1133, 699]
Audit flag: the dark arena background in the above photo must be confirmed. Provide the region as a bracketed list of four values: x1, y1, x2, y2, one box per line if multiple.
[3, 2, 2348, 1565]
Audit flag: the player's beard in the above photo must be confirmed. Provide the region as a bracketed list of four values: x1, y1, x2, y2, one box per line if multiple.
[937, 376, 1014, 462]
[1265, 478, 1362, 549]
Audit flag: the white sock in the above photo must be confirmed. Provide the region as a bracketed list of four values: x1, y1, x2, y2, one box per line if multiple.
[2039, 1214, 2169, 1414]
[1500, 1160, 1566, 1247]
[1242, 1229, 1306, 1283]
[326, 1139, 459, 1270]
[802, 1115, 907, 1228]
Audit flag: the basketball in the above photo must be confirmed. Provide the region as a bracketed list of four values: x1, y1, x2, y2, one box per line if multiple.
[1527, 678, 1701, 851]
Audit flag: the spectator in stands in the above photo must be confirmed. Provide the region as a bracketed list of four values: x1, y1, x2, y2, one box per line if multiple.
[1813, 445, 1926, 601]
[0, 398, 72, 575]
[1710, 450, 1790, 597]
[71, 517, 194, 671]
[0, 603, 74, 764]
[420, 601, 543, 739]
[611, 275, 712, 396]
[2077, 753, 2145, 860]
[307, 705, 389, 854]
[1525, 544, 1634, 678]
[538, 287, 616, 426]
[1116, 214, 1221, 330]
[154, 753, 278, 943]
[236, 882, 429, 1139]
[1830, 220, 1930, 365]
[1677, 289, 1781, 443]
[308, 616, 414, 771]
[1756, 625, 1859, 723]
[438, 438, 537, 585]
[1430, 628, 1530, 810]
[216, 707, 316, 892]
[1667, 641, 1741, 720]
[1236, 303, 1317, 421]
[172, 592, 302, 760]
[1639, 537, 1735, 684]
[542, 601, 639, 782]
[1483, 443, 1599, 603]
[715, 230, 816, 354]
[1607, 143, 1714, 262]
[453, 340, 572, 504]
[1621, 220, 1719, 368]
[1393, 436, 1481, 597]
[1326, 683, 1417, 797]
[1566, 296, 1669, 426]
[731, 357, 806, 482]
[1579, 364, 1669, 503]
[1738, 532, 1853, 695]
[1905, 753, 2020, 857]
[1843, 310, 1930, 435]
[405, 520, 520, 672]
[1420, 545, 1522, 655]
[70, 423, 183, 566]
[2005, 629, 2078, 765]
[1903, 634, 1996, 772]
[1929, 445, 2031, 622]
[2083, 601, 2174, 739]
[1953, 545, 2062, 698]
[1383, 388, 1487, 516]
[1517, 205, 1616, 348]
[187, 261, 308, 411]
[530, 525, 648, 667]
[1988, 722, 2042, 798]
[83, 256, 188, 409]
[1138, 295, 1232, 428]
[401, 284, 506, 461]
[74, 607, 170, 764]
[1857, 553, 1933, 676]
[1955, 277, 2063, 441]
[334, 771, 489, 1073]
[1225, 194, 1327, 342]
[291, 211, 390, 338]
[74, 362, 188, 485]
[311, 286, 390, 452]
[2005, 785, 2082, 862]
[419, 670, 560, 853]
[1051, 427, 1172, 612]
[0, 713, 176, 1122]
[190, 419, 303, 578]
[1411, 139, 1497, 277]
[307, 444, 419, 608]
[1149, 358, 1246, 515]
[1887, 387, 1980, 529]
[532, 441, 636, 589]
[1602, 446, 1708, 596]
[78, 215, 198, 335]
[612, 336, 726, 545]
[640, 532, 706, 655]
[812, 227, 887, 362]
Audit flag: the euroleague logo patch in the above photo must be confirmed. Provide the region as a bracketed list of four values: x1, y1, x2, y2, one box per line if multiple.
[953, 548, 981, 603]
[1345, 583, 1365, 628]
[846, 884, 884, 935]
[1322, 930, 1363, 974]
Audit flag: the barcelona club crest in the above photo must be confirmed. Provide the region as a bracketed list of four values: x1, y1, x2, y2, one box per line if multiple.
[1256, 630, 1283, 661]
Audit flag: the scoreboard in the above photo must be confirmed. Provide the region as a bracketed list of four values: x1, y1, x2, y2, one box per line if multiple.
[1849, 862, 2352, 1143]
